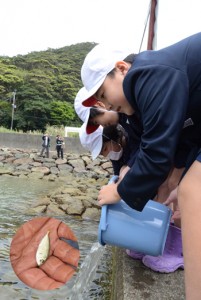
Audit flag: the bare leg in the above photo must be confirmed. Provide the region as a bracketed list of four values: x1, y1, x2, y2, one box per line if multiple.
[169, 168, 184, 228]
[178, 160, 201, 300]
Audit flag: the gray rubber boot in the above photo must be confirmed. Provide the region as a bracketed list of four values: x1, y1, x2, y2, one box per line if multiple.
[142, 224, 184, 273]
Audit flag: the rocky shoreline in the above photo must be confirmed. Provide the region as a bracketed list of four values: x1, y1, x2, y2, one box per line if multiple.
[0, 147, 113, 220]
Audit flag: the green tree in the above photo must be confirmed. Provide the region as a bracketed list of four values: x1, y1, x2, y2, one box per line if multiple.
[0, 42, 97, 131]
[0, 101, 11, 128]
[15, 100, 51, 132]
[49, 101, 77, 126]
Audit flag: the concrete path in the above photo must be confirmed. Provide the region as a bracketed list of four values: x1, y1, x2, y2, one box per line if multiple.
[112, 247, 185, 300]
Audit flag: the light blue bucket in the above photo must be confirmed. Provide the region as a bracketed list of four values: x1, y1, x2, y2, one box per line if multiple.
[98, 177, 172, 256]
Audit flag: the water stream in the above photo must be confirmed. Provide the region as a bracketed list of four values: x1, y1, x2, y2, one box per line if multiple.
[0, 176, 112, 299]
[69, 242, 106, 300]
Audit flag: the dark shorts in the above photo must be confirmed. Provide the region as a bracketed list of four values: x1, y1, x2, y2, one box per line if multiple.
[196, 149, 201, 162]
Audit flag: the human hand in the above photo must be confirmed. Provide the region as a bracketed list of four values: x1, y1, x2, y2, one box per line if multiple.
[163, 186, 178, 206]
[171, 203, 181, 226]
[118, 165, 130, 183]
[97, 183, 121, 206]
[163, 186, 181, 226]
[10, 217, 80, 290]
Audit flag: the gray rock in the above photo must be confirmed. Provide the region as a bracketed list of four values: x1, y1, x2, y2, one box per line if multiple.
[68, 158, 85, 170]
[82, 207, 101, 221]
[16, 164, 31, 171]
[46, 203, 66, 216]
[58, 164, 71, 170]
[55, 158, 67, 164]
[43, 162, 56, 168]
[44, 174, 58, 181]
[12, 170, 30, 176]
[30, 162, 42, 167]
[58, 168, 73, 176]
[18, 174, 28, 179]
[59, 197, 84, 215]
[31, 166, 50, 175]
[50, 166, 59, 175]
[0, 147, 114, 219]
[14, 153, 29, 159]
[32, 197, 50, 207]
[0, 166, 14, 174]
[13, 157, 33, 165]
[25, 205, 47, 214]
[28, 172, 44, 179]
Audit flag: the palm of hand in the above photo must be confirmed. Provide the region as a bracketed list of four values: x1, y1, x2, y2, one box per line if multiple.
[10, 217, 79, 290]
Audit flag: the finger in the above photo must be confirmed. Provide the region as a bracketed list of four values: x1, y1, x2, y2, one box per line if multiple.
[36, 218, 61, 240]
[53, 240, 80, 267]
[59, 237, 79, 250]
[10, 248, 36, 274]
[18, 267, 63, 290]
[97, 200, 102, 206]
[98, 199, 106, 206]
[163, 198, 172, 206]
[57, 222, 78, 242]
[171, 211, 181, 221]
[40, 256, 76, 283]
[26, 217, 53, 238]
[10, 218, 51, 257]
[100, 185, 106, 190]
[97, 195, 101, 202]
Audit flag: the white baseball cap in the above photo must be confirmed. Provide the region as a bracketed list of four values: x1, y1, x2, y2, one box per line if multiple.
[81, 43, 132, 100]
[79, 122, 103, 160]
[74, 87, 99, 134]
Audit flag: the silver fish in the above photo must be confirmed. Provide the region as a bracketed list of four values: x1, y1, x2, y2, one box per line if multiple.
[36, 231, 50, 266]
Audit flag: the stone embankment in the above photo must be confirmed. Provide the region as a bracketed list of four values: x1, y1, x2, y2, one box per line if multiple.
[0, 147, 113, 221]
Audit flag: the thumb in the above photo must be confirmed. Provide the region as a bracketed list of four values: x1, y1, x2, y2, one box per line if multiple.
[163, 187, 178, 206]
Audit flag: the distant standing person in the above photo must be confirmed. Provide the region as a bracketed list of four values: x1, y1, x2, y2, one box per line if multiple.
[56, 135, 64, 159]
[40, 133, 50, 158]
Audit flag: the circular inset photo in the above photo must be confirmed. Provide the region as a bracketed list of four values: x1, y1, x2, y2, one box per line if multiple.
[10, 216, 80, 290]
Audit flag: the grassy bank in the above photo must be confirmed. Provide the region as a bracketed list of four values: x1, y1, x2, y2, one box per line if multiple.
[0, 125, 79, 137]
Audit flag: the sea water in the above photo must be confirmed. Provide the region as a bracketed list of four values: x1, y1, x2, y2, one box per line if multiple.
[0, 176, 112, 299]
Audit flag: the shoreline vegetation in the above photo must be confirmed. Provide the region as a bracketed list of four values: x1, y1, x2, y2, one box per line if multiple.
[0, 43, 96, 133]
[0, 147, 113, 220]
[0, 125, 79, 138]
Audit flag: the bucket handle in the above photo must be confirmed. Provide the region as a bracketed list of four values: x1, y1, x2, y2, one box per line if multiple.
[108, 175, 119, 185]
[99, 175, 118, 232]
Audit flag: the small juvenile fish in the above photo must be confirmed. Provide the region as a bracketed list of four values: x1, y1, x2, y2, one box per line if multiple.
[36, 231, 50, 266]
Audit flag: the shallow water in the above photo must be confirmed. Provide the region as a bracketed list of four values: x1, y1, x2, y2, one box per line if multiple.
[0, 176, 112, 299]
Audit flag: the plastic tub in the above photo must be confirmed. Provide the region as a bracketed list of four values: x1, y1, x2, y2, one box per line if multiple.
[98, 179, 172, 256]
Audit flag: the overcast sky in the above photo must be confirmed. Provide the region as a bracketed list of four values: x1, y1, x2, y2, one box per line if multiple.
[0, 0, 201, 57]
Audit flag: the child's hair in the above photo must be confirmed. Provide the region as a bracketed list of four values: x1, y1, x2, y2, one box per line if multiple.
[124, 53, 137, 64]
[102, 124, 127, 145]
[88, 107, 105, 125]
[107, 53, 137, 77]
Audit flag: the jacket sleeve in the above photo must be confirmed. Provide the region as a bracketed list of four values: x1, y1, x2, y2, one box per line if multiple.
[111, 160, 121, 176]
[126, 148, 139, 168]
[118, 65, 189, 211]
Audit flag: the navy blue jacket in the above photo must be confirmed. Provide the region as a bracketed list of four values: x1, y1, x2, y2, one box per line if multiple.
[117, 32, 201, 211]
[119, 112, 142, 167]
[110, 113, 142, 175]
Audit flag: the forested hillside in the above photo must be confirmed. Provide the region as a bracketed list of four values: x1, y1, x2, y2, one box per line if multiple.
[0, 42, 96, 132]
